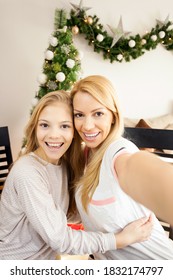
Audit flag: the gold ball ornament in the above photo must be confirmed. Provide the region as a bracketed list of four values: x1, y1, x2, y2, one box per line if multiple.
[87, 16, 93, 25]
[72, 26, 79, 35]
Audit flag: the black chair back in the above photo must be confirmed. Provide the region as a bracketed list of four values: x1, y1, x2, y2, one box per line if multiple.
[0, 126, 13, 192]
[124, 127, 173, 159]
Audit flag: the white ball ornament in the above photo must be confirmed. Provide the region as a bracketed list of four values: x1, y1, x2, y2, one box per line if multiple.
[128, 40, 136, 48]
[49, 36, 58, 47]
[151, 35, 157, 41]
[45, 50, 54, 60]
[63, 26, 67, 32]
[167, 24, 173, 31]
[56, 72, 65, 82]
[66, 58, 75, 69]
[141, 39, 147, 45]
[31, 97, 39, 107]
[96, 34, 104, 42]
[159, 31, 165, 39]
[37, 73, 47, 85]
[117, 54, 123, 61]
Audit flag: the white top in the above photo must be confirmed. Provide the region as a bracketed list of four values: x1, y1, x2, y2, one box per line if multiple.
[76, 138, 173, 259]
[0, 153, 115, 259]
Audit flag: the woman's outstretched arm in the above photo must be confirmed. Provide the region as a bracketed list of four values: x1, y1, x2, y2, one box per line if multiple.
[115, 151, 173, 225]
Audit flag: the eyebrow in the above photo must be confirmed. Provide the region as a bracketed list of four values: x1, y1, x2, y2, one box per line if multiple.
[38, 119, 73, 123]
[73, 107, 106, 113]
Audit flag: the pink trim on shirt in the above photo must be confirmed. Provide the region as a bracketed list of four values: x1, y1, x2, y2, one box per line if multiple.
[90, 196, 116, 206]
[111, 149, 130, 181]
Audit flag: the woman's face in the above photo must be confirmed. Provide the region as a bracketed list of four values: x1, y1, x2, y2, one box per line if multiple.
[36, 102, 74, 164]
[73, 91, 114, 151]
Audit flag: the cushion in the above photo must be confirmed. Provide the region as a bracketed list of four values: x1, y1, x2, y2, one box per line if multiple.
[147, 114, 173, 129]
[135, 119, 151, 128]
[124, 113, 173, 129]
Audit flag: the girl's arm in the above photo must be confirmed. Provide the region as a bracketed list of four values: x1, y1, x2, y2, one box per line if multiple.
[115, 151, 173, 225]
[116, 214, 153, 248]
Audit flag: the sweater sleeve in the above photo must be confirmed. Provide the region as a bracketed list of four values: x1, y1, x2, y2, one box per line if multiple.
[12, 159, 116, 255]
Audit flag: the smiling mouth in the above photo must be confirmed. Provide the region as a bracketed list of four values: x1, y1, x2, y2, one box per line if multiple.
[46, 142, 64, 149]
[83, 132, 100, 140]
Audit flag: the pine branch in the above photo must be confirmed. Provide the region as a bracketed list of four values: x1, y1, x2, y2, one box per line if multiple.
[54, 9, 67, 29]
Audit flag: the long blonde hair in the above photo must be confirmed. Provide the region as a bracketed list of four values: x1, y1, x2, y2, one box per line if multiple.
[24, 90, 78, 215]
[70, 75, 124, 211]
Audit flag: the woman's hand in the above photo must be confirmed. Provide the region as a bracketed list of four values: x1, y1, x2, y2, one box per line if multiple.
[115, 214, 153, 249]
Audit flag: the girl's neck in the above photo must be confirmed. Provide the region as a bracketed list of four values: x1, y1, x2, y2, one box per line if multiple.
[34, 148, 60, 165]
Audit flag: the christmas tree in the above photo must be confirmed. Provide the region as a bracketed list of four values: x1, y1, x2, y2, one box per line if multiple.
[22, 9, 81, 149]
[33, 9, 81, 106]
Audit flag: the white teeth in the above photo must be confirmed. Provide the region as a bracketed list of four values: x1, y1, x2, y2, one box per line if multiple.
[84, 132, 99, 137]
[47, 143, 62, 147]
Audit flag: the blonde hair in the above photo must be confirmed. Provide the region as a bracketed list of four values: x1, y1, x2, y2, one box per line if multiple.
[24, 90, 72, 154]
[24, 90, 78, 215]
[71, 75, 124, 211]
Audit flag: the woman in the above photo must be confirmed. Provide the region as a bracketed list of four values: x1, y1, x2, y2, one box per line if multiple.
[0, 90, 151, 260]
[70, 75, 173, 259]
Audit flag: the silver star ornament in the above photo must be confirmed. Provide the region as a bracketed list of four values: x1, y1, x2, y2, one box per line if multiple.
[108, 16, 131, 48]
[156, 15, 170, 27]
[70, 0, 91, 14]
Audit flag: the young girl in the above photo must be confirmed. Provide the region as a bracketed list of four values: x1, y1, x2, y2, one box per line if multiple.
[71, 75, 173, 259]
[0, 90, 152, 260]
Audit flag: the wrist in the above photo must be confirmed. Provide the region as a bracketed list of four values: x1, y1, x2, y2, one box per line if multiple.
[115, 232, 128, 249]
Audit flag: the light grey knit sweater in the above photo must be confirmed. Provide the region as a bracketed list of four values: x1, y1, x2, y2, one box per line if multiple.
[0, 153, 115, 259]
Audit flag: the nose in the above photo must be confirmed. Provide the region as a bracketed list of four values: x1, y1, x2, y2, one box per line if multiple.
[82, 116, 95, 131]
[49, 127, 60, 139]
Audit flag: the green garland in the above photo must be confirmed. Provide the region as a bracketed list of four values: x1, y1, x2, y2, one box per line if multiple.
[37, 5, 173, 100]
[35, 4, 173, 101]
[66, 5, 173, 63]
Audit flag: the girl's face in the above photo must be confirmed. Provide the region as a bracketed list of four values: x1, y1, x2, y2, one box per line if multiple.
[73, 91, 114, 151]
[36, 102, 74, 165]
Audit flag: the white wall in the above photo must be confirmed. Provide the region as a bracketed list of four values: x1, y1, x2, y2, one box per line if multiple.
[1, 0, 173, 160]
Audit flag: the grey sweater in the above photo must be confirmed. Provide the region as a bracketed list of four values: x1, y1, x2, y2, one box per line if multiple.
[0, 153, 115, 259]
